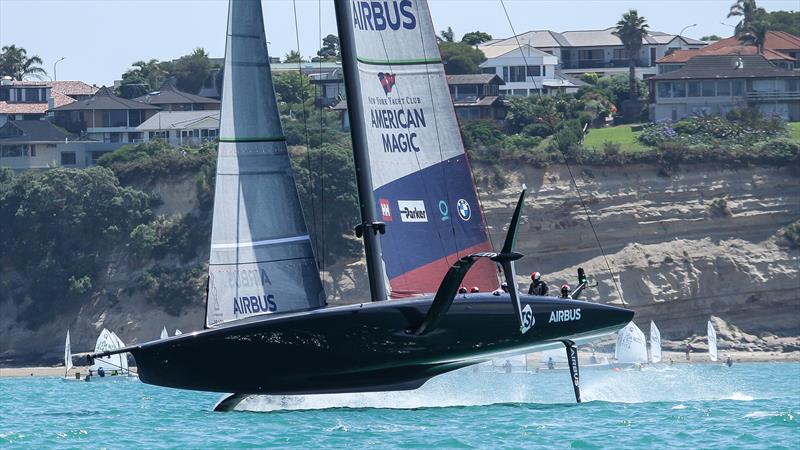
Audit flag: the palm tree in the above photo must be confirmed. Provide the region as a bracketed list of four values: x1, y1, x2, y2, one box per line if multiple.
[739, 20, 768, 53]
[284, 50, 305, 63]
[728, 0, 766, 35]
[0, 45, 47, 80]
[613, 10, 648, 121]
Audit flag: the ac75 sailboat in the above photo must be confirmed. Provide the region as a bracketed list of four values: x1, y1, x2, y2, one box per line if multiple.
[89, 0, 633, 410]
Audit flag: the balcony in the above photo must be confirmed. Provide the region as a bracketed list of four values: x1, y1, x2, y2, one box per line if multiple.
[745, 91, 800, 102]
[561, 59, 649, 70]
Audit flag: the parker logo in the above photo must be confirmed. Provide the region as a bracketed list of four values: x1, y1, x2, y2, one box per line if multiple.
[378, 72, 397, 95]
[397, 200, 428, 222]
[379, 198, 392, 221]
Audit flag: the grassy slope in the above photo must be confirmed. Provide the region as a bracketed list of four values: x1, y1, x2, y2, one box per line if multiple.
[582, 125, 650, 153]
[789, 122, 800, 141]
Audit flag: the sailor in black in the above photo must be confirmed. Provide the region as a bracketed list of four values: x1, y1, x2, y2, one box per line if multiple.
[528, 272, 549, 296]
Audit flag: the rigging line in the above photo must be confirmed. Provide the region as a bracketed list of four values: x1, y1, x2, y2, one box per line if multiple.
[499, 0, 541, 97]
[292, 0, 320, 277]
[318, 0, 327, 290]
[561, 151, 626, 306]
[89, 357, 137, 375]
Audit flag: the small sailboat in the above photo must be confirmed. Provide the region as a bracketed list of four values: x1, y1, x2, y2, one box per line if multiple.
[89, 0, 632, 409]
[708, 320, 718, 362]
[174, 329, 182, 336]
[64, 329, 73, 378]
[649, 321, 662, 364]
[160, 327, 168, 340]
[89, 329, 130, 378]
[615, 322, 648, 367]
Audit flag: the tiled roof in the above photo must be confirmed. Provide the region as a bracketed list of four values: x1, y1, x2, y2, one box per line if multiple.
[132, 80, 220, 105]
[51, 86, 159, 111]
[446, 74, 505, 85]
[51, 81, 98, 97]
[0, 120, 72, 143]
[484, 28, 707, 49]
[704, 31, 800, 53]
[52, 91, 76, 108]
[650, 54, 800, 80]
[0, 101, 48, 115]
[657, 45, 795, 64]
[136, 110, 220, 131]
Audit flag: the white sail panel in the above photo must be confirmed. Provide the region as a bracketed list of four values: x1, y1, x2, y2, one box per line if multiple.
[174, 329, 182, 336]
[650, 321, 662, 363]
[64, 330, 73, 372]
[160, 326, 168, 339]
[708, 320, 718, 362]
[91, 328, 125, 373]
[110, 332, 129, 372]
[346, 0, 497, 295]
[615, 322, 648, 364]
[206, 0, 325, 326]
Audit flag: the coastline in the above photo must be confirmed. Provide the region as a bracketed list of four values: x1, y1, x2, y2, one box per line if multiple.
[2, 350, 798, 378]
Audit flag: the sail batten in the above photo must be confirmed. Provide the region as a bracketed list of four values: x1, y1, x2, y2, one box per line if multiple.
[341, 0, 497, 296]
[206, 0, 325, 327]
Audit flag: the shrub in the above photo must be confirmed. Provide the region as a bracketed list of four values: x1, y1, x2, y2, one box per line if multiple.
[521, 123, 552, 138]
[136, 265, 206, 316]
[781, 221, 800, 249]
[709, 197, 733, 218]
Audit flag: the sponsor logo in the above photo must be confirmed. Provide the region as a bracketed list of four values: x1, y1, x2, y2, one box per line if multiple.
[549, 308, 582, 323]
[438, 200, 449, 221]
[568, 345, 580, 388]
[380, 198, 392, 221]
[352, 0, 417, 31]
[397, 200, 428, 222]
[520, 304, 534, 334]
[233, 295, 277, 315]
[378, 72, 397, 95]
[457, 199, 471, 221]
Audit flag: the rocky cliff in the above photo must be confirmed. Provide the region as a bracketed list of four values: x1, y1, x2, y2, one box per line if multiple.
[2, 163, 797, 365]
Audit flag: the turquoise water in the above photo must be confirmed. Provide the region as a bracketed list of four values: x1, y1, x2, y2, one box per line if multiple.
[2, 363, 797, 448]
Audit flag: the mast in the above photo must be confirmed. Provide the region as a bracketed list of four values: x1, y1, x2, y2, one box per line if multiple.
[333, 0, 388, 302]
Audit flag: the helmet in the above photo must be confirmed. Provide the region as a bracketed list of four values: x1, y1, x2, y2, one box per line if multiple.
[470, 286, 480, 293]
[458, 286, 467, 294]
[531, 272, 541, 281]
[561, 283, 570, 291]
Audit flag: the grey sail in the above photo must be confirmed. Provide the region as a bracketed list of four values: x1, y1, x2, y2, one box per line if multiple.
[206, 0, 325, 327]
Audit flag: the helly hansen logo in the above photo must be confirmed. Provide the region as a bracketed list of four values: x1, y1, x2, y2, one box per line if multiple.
[380, 198, 392, 221]
[378, 72, 397, 95]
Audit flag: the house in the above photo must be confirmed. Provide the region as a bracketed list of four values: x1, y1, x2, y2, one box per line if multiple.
[446, 74, 507, 120]
[478, 44, 587, 97]
[136, 110, 220, 147]
[656, 31, 800, 73]
[648, 54, 800, 122]
[0, 77, 94, 126]
[481, 28, 706, 79]
[310, 68, 345, 108]
[0, 120, 91, 169]
[50, 87, 160, 146]
[132, 79, 220, 111]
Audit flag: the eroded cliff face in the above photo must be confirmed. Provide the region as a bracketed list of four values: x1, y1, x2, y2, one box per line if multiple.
[478, 163, 799, 342]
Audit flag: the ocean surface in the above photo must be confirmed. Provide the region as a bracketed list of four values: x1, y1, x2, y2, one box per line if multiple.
[1, 362, 797, 448]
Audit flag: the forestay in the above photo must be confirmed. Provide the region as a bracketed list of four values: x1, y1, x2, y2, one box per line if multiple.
[344, 0, 497, 296]
[615, 322, 648, 364]
[650, 321, 662, 363]
[707, 320, 718, 362]
[206, 0, 325, 327]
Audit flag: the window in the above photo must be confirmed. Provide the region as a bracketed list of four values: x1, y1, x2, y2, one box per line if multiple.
[128, 132, 142, 142]
[481, 67, 496, 74]
[688, 81, 702, 97]
[732, 80, 744, 96]
[30, 145, 36, 157]
[717, 80, 731, 96]
[149, 131, 169, 140]
[201, 129, 218, 140]
[508, 66, 526, 82]
[702, 80, 715, 97]
[109, 132, 122, 143]
[613, 48, 626, 60]
[0, 144, 29, 157]
[60, 151, 76, 165]
[526, 66, 541, 77]
[673, 81, 686, 97]
[102, 110, 128, 127]
[128, 110, 144, 127]
[657, 82, 672, 98]
[502, 66, 509, 81]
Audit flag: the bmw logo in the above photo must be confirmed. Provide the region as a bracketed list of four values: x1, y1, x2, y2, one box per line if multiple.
[457, 199, 471, 221]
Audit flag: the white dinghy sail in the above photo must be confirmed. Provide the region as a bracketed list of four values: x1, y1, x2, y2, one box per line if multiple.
[205, 0, 325, 327]
[90, 329, 126, 374]
[615, 322, 648, 364]
[174, 329, 182, 336]
[64, 329, 73, 377]
[708, 320, 718, 362]
[160, 327, 168, 339]
[650, 321, 662, 363]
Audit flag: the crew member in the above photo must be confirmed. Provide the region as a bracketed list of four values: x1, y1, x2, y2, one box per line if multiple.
[458, 286, 468, 297]
[560, 283, 570, 299]
[547, 357, 555, 370]
[98, 366, 105, 378]
[528, 272, 549, 296]
[470, 286, 480, 294]
[492, 282, 509, 296]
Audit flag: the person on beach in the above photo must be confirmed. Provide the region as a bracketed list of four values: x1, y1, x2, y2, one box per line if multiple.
[528, 272, 549, 296]
[726, 355, 733, 367]
[547, 357, 555, 370]
[685, 343, 693, 361]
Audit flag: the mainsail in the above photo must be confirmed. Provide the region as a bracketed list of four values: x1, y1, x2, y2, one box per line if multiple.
[91, 329, 126, 373]
[650, 321, 662, 363]
[64, 329, 73, 373]
[615, 322, 648, 364]
[707, 320, 718, 362]
[343, 0, 497, 296]
[206, 0, 325, 326]
[160, 326, 168, 339]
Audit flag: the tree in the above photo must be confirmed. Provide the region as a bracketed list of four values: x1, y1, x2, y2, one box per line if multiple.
[0, 45, 47, 80]
[284, 50, 305, 63]
[439, 26, 455, 43]
[439, 42, 486, 74]
[739, 19, 768, 53]
[313, 34, 340, 62]
[700, 35, 722, 41]
[761, 10, 800, 36]
[118, 59, 169, 98]
[727, 0, 766, 35]
[580, 72, 599, 85]
[612, 9, 649, 123]
[461, 31, 493, 46]
[272, 71, 313, 105]
[171, 48, 212, 94]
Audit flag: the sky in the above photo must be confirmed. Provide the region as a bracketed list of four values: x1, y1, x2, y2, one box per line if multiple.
[1, 0, 797, 86]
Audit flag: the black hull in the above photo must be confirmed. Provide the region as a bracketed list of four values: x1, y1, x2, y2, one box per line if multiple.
[128, 294, 632, 394]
